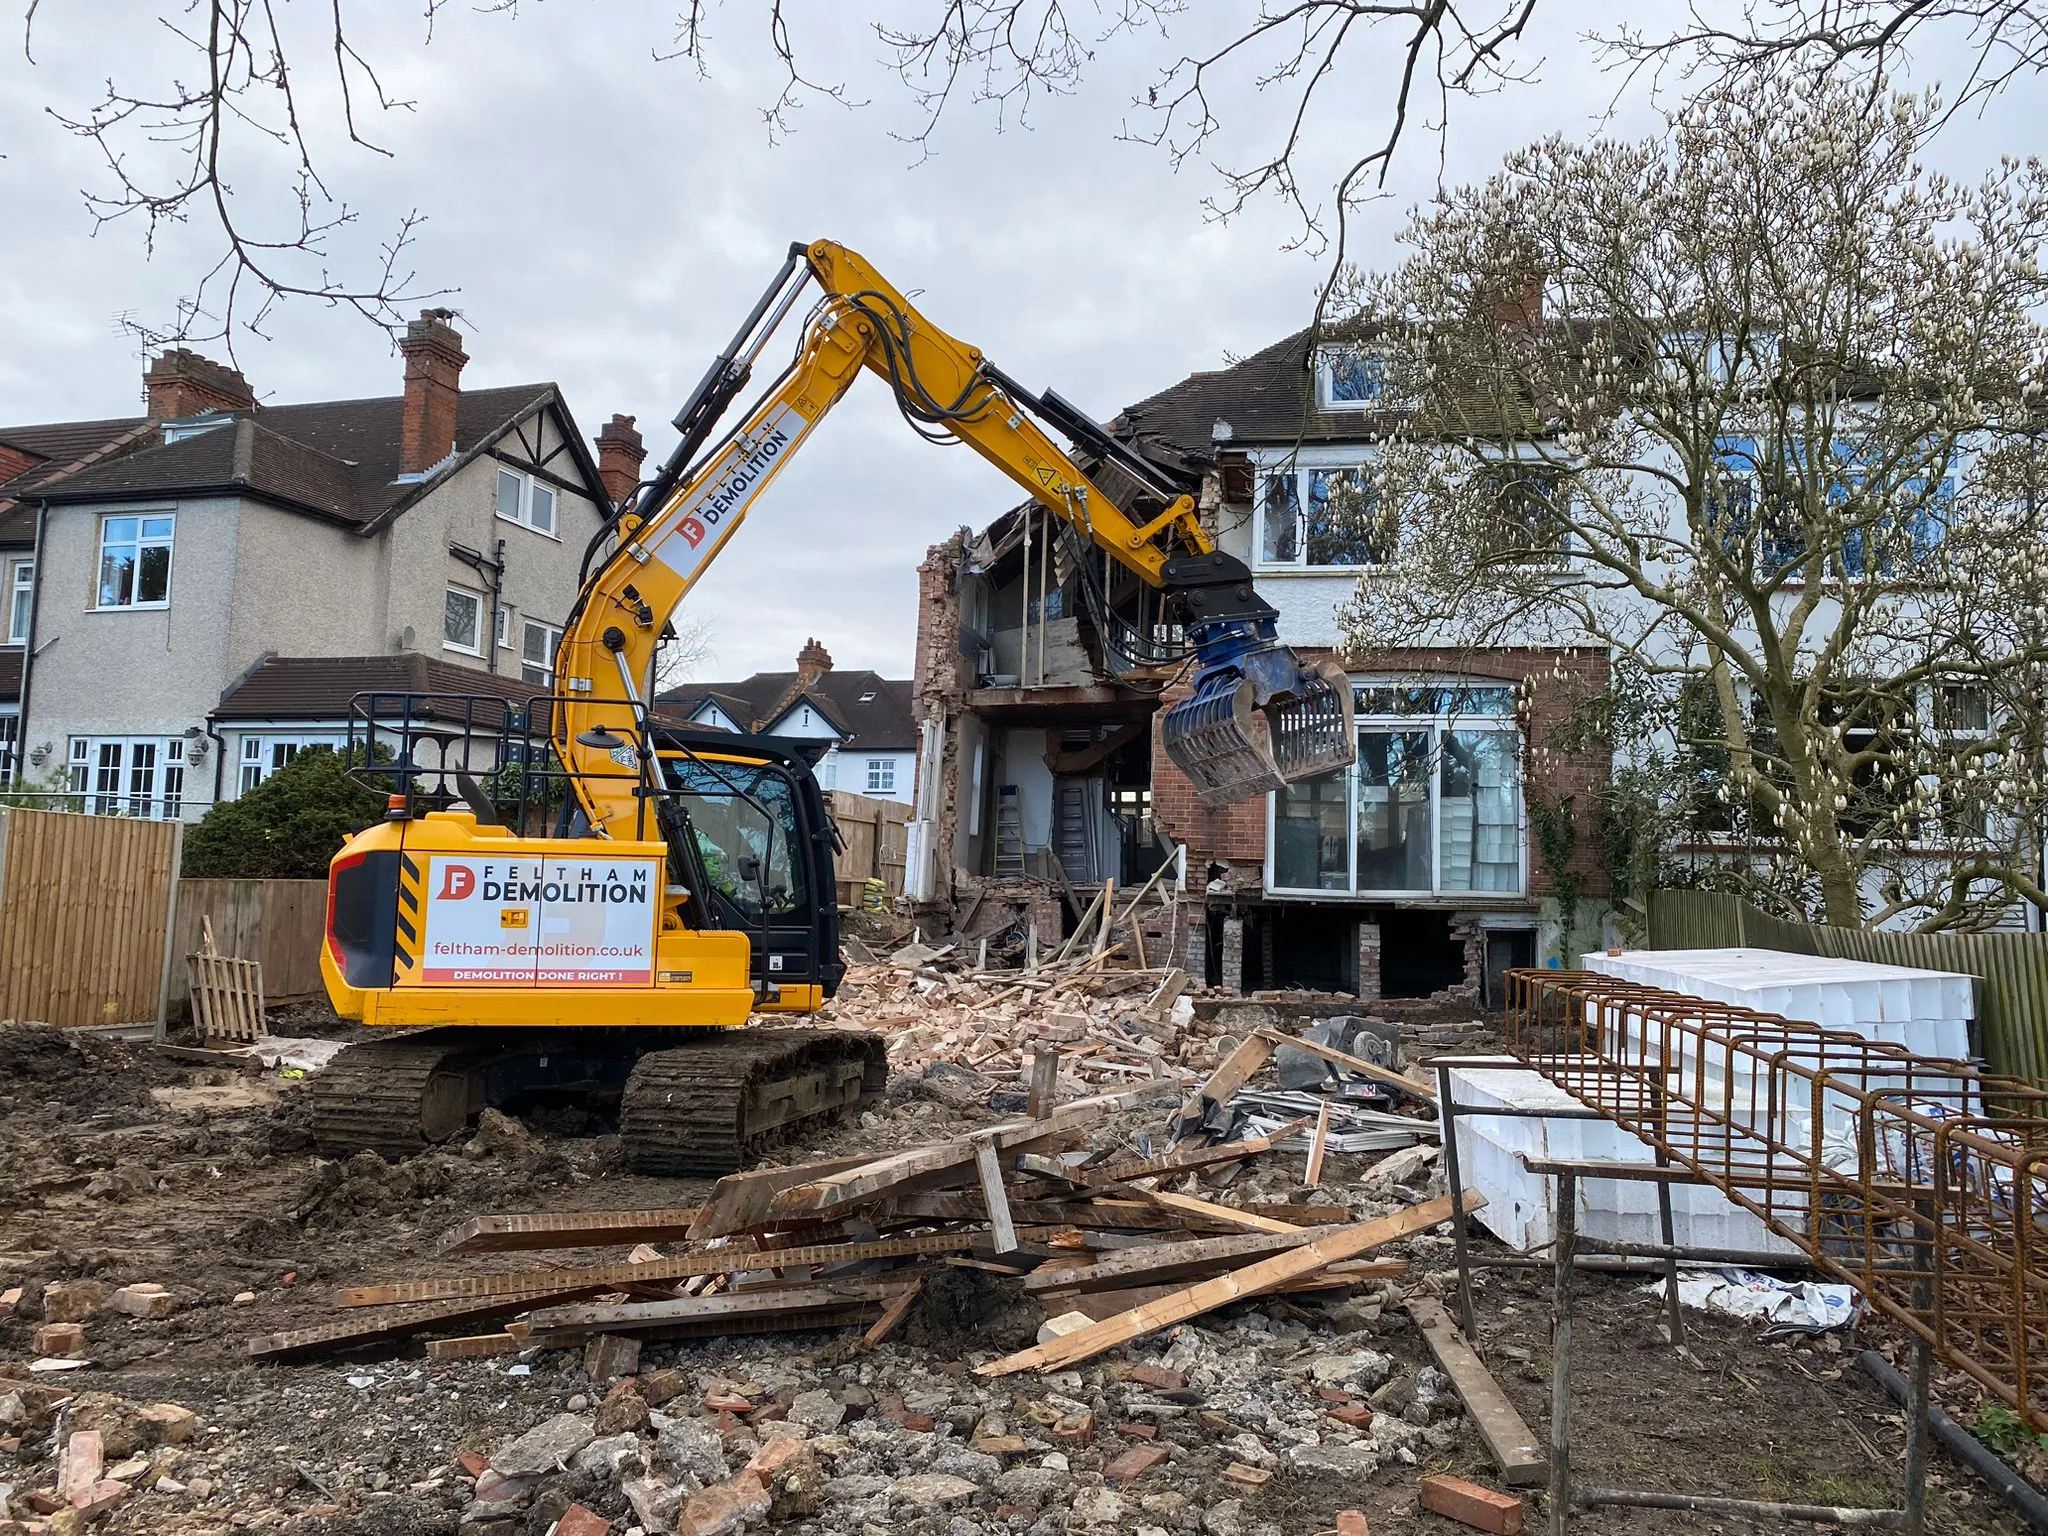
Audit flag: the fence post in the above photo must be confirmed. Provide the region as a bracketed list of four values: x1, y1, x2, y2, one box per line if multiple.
[152, 821, 184, 1043]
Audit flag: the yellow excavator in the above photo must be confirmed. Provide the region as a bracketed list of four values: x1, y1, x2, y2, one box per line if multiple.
[313, 240, 1355, 1173]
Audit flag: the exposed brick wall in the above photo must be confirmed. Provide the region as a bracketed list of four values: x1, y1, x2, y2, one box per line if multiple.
[911, 534, 971, 903]
[0, 443, 39, 485]
[143, 349, 254, 422]
[1149, 669, 1280, 896]
[594, 414, 646, 508]
[1356, 919, 1381, 1001]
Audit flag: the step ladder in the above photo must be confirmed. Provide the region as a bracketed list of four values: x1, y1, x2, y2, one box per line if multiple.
[994, 785, 1026, 876]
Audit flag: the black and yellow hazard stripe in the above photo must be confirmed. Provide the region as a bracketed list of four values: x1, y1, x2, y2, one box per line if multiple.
[394, 854, 423, 984]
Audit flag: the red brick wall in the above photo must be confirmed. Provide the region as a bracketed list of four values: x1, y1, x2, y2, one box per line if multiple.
[1153, 645, 1613, 898]
[398, 310, 469, 475]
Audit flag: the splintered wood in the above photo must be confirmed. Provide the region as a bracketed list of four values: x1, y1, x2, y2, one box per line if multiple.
[253, 936, 1461, 1365]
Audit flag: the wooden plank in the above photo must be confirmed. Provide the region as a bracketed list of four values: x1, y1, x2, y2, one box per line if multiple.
[1138, 1190, 1302, 1235]
[1191, 1033, 1276, 1109]
[339, 1231, 976, 1307]
[1051, 1262, 1412, 1316]
[1022, 1226, 1344, 1294]
[880, 1193, 1213, 1231]
[978, 1192, 1484, 1376]
[1252, 1029, 1437, 1102]
[1304, 1102, 1331, 1188]
[976, 1141, 1018, 1255]
[1084, 1118, 1309, 1187]
[688, 1156, 877, 1239]
[1028, 1050, 1060, 1120]
[862, 1279, 923, 1347]
[1407, 1295, 1549, 1487]
[424, 1331, 527, 1360]
[437, 1208, 707, 1254]
[526, 1277, 921, 1337]
[246, 1286, 607, 1360]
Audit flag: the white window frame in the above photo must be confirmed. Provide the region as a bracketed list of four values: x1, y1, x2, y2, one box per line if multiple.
[93, 512, 175, 611]
[866, 757, 896, 794]
[0, 708, 18, 787]
[520, 618, 562, 687]
[1251, 448, 1398, 573]
[6, 558, 31, 645]
[239, 733, 343, 795]
[67, 734, 187, 819]
[1265, 679, 1527, 899]
[1314, 343, 1409, 412]
[443, 586, 484, 656]
[495, 466, 560, 538]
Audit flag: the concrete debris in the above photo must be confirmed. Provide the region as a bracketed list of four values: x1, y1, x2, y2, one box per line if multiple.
[491, 1412, 597, 1478]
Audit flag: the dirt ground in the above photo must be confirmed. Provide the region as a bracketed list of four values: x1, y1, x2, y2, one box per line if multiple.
[0, 1015, 2034, 1535]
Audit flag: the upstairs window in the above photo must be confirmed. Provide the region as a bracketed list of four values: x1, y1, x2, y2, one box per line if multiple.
[496, 467, 558, 536]
[1258, 467, 1397, 569]
[96, 514, 174, 609]
[866, 757, 896, 794]
[7, 558, 31, 643]
[1314, 345, 1411, 411]
[521, 619, 562, 686]
[443, 587, 483, 655]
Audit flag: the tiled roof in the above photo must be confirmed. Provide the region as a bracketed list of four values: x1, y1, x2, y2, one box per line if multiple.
[0, 416, 155, 543]
[37, 386, 563, 526]
[212, 653, 550, 722]
[656, 670, 916, 751]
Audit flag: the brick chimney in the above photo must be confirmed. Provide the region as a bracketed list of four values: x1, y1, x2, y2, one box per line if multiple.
[1490, 273, 1545, 330]
[0, 442, 39, 485]
[595, 414, 647, 507]
[796, 637, 832, 688]
[144, 349, 255, 422]
[398, 308, 468, 476]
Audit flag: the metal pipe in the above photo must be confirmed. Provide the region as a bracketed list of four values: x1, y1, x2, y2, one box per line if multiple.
[1859, 1350, 2048, 1533]
[1549, 1170, 1576, 1535]
[1577, 1487, 1904, 1527]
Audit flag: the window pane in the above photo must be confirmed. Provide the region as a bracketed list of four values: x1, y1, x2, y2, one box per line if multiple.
[9, 563, 30, 643]
[520, 663, 549, 685]
[1273, 767, 1350, 890]
[530, 484, 555, 534]
[1259, 474, 1302, 563]
[1937, 684, 1989, 735]
[1326, 348, 1385, 405]
[103, 517, 138, 545]
[1356, 730, 1432, 891]
[523, 622, 548, 663]
[99, 548, 135, 607]
[497, 469, 522, 521]
[444, 589, 480, 649]
[1306, 469, 1394, 566]
[140, 516, 174, 539]
[137, 542, 171, 603]
[1439, 730, 1521, 892]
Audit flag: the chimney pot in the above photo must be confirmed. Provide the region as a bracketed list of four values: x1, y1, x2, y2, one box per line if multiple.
[398, 308, 468, 476]
[143, 348, 256, 423]
[595, 413, 648, 508]
[796, 637, 833, 688]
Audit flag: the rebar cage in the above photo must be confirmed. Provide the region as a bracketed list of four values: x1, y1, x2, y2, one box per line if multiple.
[1504, 969, 2048, 1428]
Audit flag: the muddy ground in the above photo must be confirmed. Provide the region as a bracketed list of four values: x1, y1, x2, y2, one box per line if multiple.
[0, 1016, 2033, 1534]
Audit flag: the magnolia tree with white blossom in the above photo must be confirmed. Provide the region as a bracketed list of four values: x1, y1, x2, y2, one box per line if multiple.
[1335, 75, 2048, 932]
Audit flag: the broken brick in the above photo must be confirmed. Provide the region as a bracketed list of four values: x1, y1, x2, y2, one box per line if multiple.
[973, 1434, 1028, 1456]
[745, 1435, 822, 1519]
[109, 1284, 174, 1320]
[1315, 1386, 1353, 1403]
[41, 1282, 103, 1325]
[1114, 1421, 1159, 1440]
[1325, 1403, 1375, 1429]
[33, 1322, 86, 1358]
[134, 1404, 198, 1447]
[678, 1471, 770, 1536]
[555, 1504, 612, 1536]
[457, 1452, 490, 1479]
[638, 1368, 688, 1407]
[1418, 1475, 1524, 1535]
[59, 1429, 103, 1505]
[1337, 1513, 1370, 1536]
[1221, 1463, 1272, 1487]
[0, 1286, 20, 1319]
[1051, 1410, 1095, 1442]
[1126, 1363, 1187, 1391]
[704, 1391, 755, 1414]
[1103, 1445, 1169, 1484]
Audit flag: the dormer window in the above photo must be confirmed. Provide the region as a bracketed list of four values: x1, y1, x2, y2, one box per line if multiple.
[1314, 345, 1411, 412]
[857, 690, 877, 704]
[162, 412, 234, 444]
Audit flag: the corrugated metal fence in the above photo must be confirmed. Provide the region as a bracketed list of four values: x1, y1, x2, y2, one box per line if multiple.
[0, 806, 180, 1034]
[1649, 888, 2048, 1085]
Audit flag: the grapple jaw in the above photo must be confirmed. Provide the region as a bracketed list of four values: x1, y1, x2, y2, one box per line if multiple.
[1161, 637, 1356, 809]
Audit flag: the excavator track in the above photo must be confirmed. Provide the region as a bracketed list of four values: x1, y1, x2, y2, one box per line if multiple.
[308, 1031, 480, 1160]
[307, 1026, 886, 1175]
[621, 1029, 886, 1177]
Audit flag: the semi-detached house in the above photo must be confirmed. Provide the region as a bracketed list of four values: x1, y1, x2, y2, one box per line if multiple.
[0, 314, 650, 820]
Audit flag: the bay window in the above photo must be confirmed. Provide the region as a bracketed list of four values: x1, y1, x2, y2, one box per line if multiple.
[1270, 682, 1525, 897]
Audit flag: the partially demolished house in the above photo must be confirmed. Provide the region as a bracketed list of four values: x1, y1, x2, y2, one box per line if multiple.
[909, 318, 1610, 1004]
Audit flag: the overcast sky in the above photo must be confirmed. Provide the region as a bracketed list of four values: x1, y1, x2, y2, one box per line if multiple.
[1, 2, 2035, 680]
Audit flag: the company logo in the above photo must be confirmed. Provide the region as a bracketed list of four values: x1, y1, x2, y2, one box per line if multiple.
[436, 865, 477, 901]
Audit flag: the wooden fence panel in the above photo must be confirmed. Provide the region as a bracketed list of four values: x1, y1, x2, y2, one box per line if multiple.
[0, 808, 179, 1033]
[1648, 888, 2048, 1086]
[826, 791, 911, 908]
[170, 879, 329, 1006]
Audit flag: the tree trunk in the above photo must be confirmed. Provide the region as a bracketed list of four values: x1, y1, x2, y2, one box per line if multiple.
[1817, 862, 1863, 928]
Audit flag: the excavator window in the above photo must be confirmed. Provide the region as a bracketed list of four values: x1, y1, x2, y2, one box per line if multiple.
[659, 758, 809, 922]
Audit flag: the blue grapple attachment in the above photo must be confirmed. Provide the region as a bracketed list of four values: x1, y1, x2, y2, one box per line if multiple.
[1158, 552, 1357, 807]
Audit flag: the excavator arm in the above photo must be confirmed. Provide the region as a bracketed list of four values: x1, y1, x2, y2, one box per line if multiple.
[554, 240, 1354, 839]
